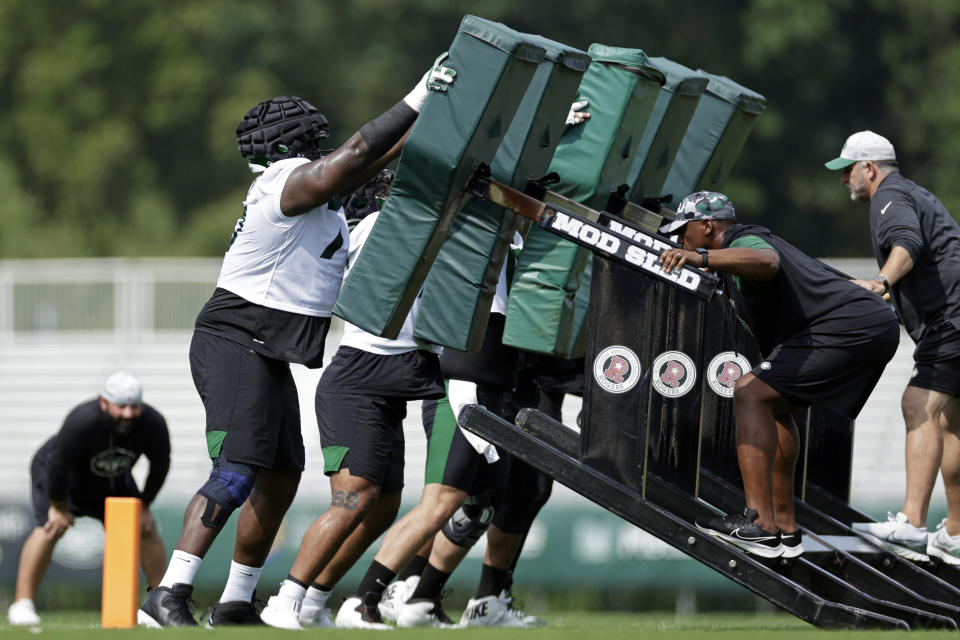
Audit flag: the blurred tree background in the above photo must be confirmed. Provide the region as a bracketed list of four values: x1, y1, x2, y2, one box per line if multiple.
[1, 0, 958, 258]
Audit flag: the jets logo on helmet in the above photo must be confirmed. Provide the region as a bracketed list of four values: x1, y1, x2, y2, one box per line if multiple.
[236, 96, 332, 171]
[593, 346, 640, 394]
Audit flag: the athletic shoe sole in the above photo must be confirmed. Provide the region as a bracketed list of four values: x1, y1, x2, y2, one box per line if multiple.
[695, 522, 784, 558]
[856, 532, 930, 562]
[927, 545, 960, 565]
[137, 610, 163, 629]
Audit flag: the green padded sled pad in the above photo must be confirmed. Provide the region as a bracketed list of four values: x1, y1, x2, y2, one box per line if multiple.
[626, 57, 708, 206]
[503, 44, 665, 357]
[332, 15, 545, 338]
[413, 35, 590, 351]
[660, 71, 766, 202]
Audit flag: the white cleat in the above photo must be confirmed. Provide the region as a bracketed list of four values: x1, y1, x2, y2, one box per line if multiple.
[335, 593, 391, 630]
[299, 603, 335, 628]
[8, 599, 41, 626]
[396, 599, 460, 629]
[260, 594, 303, 630]
[378, 575, 419, 623]
[460, 592, 544, 628]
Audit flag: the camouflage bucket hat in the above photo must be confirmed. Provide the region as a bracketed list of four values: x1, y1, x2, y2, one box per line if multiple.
[659, 191, 736, 234]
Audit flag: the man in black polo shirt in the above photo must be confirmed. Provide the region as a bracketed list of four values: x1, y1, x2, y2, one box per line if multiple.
[827, 130, 960, 564]
[658, 191, 899, 558]
[7, 371, 170, 626]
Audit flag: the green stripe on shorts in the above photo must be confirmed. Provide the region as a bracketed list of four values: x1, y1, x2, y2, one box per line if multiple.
[424, 390, 457, 485]
[206, 430, 227, 458]
[322, 445, 350, 474]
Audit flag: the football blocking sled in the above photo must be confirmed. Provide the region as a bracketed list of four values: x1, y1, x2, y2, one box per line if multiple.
[660, 71, 766, 201]
[502, 44, 665, 357]
[625, 57, 708, 206]
[460, 188, 960, 628]
[332, 15, 545, 338]
[412, 36, 590, 351]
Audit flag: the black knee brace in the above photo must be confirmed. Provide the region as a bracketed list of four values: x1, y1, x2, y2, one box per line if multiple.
[196, 458, 258, 529]
[442, 494, 495, 548]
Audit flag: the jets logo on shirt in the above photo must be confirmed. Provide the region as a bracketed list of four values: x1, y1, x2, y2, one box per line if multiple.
[707, 352, 752, 398]
[593, 346, 641, 394]
[89, 448, 137, 477]
[652, 351, 697, 398]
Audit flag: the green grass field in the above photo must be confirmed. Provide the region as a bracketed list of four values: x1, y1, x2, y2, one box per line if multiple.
[1, 610, 950, 639]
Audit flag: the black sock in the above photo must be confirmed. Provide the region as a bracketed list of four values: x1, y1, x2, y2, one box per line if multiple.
[397, 554, 429, 581]
[409, 563, 451, 601]
[355, 560, 396, 599]
[285, 574, 309, 589]
[475, 564, 509, 598]
[311, 581, 332, 592]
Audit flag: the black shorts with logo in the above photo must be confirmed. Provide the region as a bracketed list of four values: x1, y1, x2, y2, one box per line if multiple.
[30, 454, 139, 526]
[911, 322, 960, 396]
[316, 346, 443, 493]
[754, 312, 900, 419]
[190, 330, 304, 471]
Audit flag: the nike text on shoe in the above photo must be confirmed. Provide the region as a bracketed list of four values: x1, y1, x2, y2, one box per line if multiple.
[499, 591, 546, 627]
[695, 508, 783, 558]
[137, 584, 199, 627]
[780, 530, 803, 558]
[203, 599, 263, 627]
[378, 575, 419, 623]
[335, 592, 391, 629]
[927, 518, 960, 566]
[260, 594, 303, 630]
[396, 598, 460, 628]
[8, 599, 41, 626]
[299, 603, 335, 627]
[851, 511, 929, 561]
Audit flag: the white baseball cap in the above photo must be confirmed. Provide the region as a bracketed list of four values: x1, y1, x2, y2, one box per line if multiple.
[102, 370, 143, 406]
[825, 130, 896, 170]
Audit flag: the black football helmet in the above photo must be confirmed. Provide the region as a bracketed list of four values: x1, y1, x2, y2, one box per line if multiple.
[236, 96, 331, 166]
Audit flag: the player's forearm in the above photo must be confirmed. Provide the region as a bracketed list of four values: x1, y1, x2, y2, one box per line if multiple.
[703, 247, 780, 280]
[878, 245, 914, 286]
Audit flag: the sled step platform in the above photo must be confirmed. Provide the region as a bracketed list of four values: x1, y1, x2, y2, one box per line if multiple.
[461, 404, 911, 630]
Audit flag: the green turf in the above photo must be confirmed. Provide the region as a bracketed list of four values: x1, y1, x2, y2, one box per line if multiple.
[0, 610, 948, 638]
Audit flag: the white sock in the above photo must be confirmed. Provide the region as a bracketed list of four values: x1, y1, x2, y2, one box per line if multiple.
[278, 579, 307, 604]
[159, 550, 202, 588]
[219, 561, 262, 603]
[303, 585, 331, 609]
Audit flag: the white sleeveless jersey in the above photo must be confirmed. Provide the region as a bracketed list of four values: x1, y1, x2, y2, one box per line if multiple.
[217, 158, 348, 317]
[339, 213, 441, 355]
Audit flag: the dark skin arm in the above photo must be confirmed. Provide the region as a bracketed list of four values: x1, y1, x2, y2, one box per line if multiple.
[659, 246, 780, 280]
[279, 126, 410, 217]
[657, 219, 780, 280]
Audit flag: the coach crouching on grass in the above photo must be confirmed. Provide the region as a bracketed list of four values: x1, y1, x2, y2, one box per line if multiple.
[657, 191, 899, 558]
[7, 371, 170, 626]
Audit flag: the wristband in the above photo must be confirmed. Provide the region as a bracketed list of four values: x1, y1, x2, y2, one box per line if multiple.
[696, 248, 709, 268]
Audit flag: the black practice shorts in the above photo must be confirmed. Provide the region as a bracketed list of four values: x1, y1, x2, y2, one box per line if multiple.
[30, 455, 139, 526]
[754, 316, 900, 419]
[422, 391, 508, 494]
[316, 389, 406, 493]
[314, 347, 443, 494]
[910, 323, 960, 397]
[189, 331, 304, 471]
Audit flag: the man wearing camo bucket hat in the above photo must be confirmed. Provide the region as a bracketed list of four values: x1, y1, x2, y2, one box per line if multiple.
[658, 191, 899, 559]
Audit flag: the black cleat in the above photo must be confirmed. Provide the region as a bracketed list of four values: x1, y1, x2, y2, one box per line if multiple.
[695, 508, 783, 558]
[138, 583, 199, 627]
[203, 599, 263, 628]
